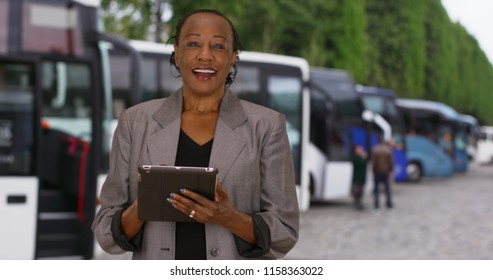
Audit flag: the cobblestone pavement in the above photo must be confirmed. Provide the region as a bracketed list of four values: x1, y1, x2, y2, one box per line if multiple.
[284, 163, 493, 260]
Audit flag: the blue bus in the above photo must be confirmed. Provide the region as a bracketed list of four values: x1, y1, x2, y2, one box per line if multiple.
[307, 67, 376, 201]
[396, 99, 466, 181]
[457, 114, 479, 161]
[357, 86, 408, 182]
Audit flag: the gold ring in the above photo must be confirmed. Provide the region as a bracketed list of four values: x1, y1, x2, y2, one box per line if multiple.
[189, 210, 195, 218]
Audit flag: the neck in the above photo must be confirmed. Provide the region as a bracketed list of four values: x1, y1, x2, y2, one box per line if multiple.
[182, 90, 224, 113]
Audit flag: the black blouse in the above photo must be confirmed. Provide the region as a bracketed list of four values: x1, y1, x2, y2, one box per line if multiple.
[174, 129, 213, 259]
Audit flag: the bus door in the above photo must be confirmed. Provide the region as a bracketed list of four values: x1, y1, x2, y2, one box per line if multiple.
[37, 59, 97, 259]
[0, 59, 39, 260]
[0, 0, 107, 259]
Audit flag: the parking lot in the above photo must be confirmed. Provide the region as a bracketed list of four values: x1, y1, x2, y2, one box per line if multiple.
[285, 162, 493, 259]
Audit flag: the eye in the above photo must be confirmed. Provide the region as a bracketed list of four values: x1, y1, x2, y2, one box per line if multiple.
[185, 41, 199, 47]
[213, 43, 226, 50]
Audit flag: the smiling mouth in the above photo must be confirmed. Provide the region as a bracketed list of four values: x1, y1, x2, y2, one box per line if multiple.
[192, 68, 217, 80]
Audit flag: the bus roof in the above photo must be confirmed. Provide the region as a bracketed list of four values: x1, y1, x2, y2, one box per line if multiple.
[458, 114, 478, 126]
[74, 0, 100, 7]
[127, 40, 310, 81]
[396, 98, 460, 121]
[356, 85, 396, 99]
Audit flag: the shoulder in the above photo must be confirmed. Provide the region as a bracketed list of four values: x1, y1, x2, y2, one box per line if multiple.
[123, 98, 165, 118]
[239, 99, 283, 122]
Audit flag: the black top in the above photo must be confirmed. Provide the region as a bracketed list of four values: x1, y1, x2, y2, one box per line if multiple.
[174, 129, 213, 260]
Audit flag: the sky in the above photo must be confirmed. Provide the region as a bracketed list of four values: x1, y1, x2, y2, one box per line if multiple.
[441, 0, 493, 65]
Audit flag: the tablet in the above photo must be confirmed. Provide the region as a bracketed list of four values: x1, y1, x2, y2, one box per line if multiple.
[137, 165, 218, 222]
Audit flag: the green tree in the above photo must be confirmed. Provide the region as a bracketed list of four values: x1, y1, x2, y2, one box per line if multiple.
[101, 0, 171, 42]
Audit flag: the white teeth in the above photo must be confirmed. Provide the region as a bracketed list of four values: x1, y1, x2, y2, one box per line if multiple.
[193, 69, 216, 74]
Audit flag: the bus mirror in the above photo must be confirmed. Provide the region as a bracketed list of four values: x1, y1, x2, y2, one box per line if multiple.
[362, 110, 374, 122]
[51, 62, 67, 108]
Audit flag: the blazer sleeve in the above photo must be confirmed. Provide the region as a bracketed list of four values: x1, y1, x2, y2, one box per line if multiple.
[255, 113, 300, 258]
[91, 110, 140, 254]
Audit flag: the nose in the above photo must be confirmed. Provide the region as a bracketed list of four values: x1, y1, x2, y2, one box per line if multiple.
[197, 45, 213, 61]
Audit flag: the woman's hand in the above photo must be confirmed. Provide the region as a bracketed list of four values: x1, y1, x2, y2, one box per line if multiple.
[167, 182, 256, 244]
[121, 200, 144, 240]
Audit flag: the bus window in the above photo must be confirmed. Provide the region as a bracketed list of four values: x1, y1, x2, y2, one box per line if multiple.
[0, 0, 7, 54]
[41, 61, 92, 141]
[362, 95, 385, 115]
[21, 1, 84, 56]
[0, 61, 35, 175]
[109, 54, 131, 117]
[310, 87, 329, 155]
[141, 57, 158, 102]
[159, 54, 182, 97]
[268, 75, 302, 140]
[230, 66, 260, 104]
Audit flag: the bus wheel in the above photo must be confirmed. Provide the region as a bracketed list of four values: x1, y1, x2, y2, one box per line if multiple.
[407, 162, 422, 182]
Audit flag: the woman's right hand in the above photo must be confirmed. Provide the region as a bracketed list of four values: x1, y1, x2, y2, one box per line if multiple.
[121, 200, 144, 240]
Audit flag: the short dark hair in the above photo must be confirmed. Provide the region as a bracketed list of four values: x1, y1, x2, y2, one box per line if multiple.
[172, 9, 241, 53]
[168, 9, 241, 86]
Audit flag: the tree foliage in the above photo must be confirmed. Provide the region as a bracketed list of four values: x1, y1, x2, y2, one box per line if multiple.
[101, 0, 493, 124]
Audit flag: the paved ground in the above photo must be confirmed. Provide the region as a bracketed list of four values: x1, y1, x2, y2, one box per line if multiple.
[284, 162, 493, 260]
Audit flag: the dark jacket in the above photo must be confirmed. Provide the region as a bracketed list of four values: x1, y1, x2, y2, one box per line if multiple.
[371, 143, 394, 174]
[351, 154, 367, 185]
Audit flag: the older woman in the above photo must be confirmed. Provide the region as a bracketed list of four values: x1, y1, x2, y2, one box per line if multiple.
[92, 9, 299, 260]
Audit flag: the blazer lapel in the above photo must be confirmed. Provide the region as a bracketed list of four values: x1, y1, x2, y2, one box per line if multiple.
[209, 90, 247, 182]
[146, 88, 247, 179]
[147, 90, 182, 166]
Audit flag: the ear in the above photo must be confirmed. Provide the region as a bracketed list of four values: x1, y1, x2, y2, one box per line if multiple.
[230, 51, 238, 66]
[173, 44, 179, 66]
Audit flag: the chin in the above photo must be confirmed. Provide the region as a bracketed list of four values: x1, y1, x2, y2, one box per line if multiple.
[186, 83, 225, 97]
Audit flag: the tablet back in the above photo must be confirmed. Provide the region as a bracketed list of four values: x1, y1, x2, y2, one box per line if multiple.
[137, 165, 218, 222]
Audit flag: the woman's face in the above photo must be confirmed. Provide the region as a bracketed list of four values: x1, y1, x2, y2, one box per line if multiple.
[174, 12, 237, 97]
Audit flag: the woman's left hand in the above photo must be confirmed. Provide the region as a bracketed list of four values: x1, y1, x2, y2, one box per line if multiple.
[167, 182, 236, 225]
[166, 182, 256, 244]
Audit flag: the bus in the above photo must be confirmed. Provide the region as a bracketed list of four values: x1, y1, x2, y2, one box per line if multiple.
[396, 99, 465, 181]
[0, 0, 136, 259]
[307, 67, 377, 202]
[457, 114, 479, 161]
[108, 40, 312, 211]
[476, 125, 493, 164]
[356, 85, 408, 182]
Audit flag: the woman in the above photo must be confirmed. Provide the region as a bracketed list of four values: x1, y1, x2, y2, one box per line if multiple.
[351, 145, 368, 210]
[92, 9, 299, 260]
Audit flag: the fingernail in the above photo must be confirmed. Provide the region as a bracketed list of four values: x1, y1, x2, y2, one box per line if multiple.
[169, 193, 175, 198]
[179, 188, 185, 193]
[166, 197, 172, 202]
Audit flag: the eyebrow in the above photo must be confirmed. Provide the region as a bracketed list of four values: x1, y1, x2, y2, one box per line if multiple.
[184, 33, 228, 41]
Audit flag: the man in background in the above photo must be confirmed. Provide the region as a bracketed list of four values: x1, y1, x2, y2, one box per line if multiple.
[371, 139, 394, 210]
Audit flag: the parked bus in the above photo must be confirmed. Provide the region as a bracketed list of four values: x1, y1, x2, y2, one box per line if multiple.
[307, 67, 377, 202]
[476, 125, 493, 164]
[356, 85, 408, 182]
[0, 0, 136, 259]
[457, 114, 479, 161]
[396, 99, 465, 181]
[108, 40, 311, 211]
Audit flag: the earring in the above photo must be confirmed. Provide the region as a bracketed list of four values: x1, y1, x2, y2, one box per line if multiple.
[227, 63, 238, 85]
[169, 52, 181, 76]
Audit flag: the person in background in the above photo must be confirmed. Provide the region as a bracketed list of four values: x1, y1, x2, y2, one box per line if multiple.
[92, 9, 299, 260]
[371, 139, 394, 210]
[350, 145, 368, 211]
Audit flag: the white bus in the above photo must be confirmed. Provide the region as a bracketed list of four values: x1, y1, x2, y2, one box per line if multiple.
[307, 67, 376, 202]
[0, 0, 136, 259]
[108, 40, 311, 211]
[476, 126, 493, 164]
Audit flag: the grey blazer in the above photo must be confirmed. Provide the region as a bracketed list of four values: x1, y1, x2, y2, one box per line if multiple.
[92, 88, 299, 259]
